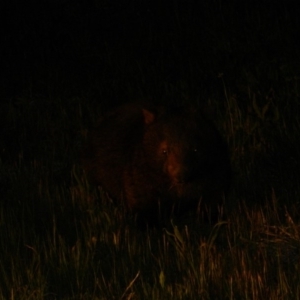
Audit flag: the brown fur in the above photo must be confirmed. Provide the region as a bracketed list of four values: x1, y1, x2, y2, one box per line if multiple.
[82, 104, 231, 225]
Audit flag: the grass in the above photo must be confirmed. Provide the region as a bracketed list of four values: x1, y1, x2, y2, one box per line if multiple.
[1, 1, 300, 299]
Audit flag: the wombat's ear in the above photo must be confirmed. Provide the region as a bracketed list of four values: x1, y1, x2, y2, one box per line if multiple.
[142, 109, 156, 125]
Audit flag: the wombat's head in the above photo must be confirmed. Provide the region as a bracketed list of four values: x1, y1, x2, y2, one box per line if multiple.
[142, 106, 230, 198]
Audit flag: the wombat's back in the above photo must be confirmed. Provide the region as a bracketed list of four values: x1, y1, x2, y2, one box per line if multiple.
[82, 104, 149, 198]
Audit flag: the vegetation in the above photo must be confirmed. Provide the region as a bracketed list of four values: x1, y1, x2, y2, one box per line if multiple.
[1, 0, 300, 299]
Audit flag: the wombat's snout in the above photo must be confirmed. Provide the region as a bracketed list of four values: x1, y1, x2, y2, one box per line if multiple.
[174, 171, 194, 184]
[164, 147, 206, 184]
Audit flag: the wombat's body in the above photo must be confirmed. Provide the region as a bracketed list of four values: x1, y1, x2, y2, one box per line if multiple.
[82, 104, 231, 224]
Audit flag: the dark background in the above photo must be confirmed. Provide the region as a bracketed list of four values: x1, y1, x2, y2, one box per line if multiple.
[3, 0, 300, 103]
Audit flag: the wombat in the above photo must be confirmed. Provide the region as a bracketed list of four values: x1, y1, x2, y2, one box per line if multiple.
[82, 103, 231, 225]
